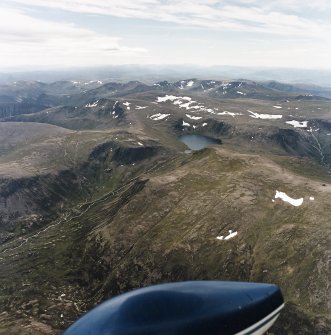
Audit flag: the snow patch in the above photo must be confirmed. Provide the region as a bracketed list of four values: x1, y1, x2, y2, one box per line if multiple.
[157, 95, 202, 111]
[156, 95, 232, 117]
[157, 95, 179, 102]
[182, 121, 190, 127]
[224, 230, 238, 240]
[187, 80, 194, 87]
[123, 102, 131, 110]
[248, 111, 282, 119]
[273, 106, 282, 109]
[135, 106, 148, 110]
[176, 97, 193, 103]
[218, 111, 242, 117]
[178, 101, 195, 109]
[113, 101, 119, 109]
[285, 120, 308, 128]
[137, 142, 143, 146]
[309, 196, 314, 201]
[84, 80, 100, 85]
[189, 105, 204, 110]
[217, 230, 238, 241]
[150, 113, 170, 120]
[202, 123, 208, 127]
[204, 108, 216, 114]
[85, 100, 99, 108]
[237, 91, 246, 95]
[186, 114, 202, 120]
[274, 190, 303, 207]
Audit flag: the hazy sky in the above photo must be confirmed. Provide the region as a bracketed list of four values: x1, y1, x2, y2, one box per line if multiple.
[1, 0, 331, 70]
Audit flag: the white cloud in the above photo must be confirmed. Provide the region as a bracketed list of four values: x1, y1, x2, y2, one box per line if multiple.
[260, 0, 331, 11]
[0, 7, 147, 68]
[9, 0, 331, 38]
[1, 1, 330, 69]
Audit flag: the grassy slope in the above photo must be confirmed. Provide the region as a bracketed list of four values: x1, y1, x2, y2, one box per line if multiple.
[1, 144, 327, 333]
[86, 147, 331, 325]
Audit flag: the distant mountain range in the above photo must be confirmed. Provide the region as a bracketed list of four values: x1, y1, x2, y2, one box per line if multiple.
[0, 78, 329, 110]
[1, 65, 331, 88]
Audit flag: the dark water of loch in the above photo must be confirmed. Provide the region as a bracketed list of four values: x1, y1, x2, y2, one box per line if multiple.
[179, 134, 221, 151]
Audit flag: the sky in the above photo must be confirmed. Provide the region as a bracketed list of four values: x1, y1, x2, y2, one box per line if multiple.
[1, 0, 331, 71]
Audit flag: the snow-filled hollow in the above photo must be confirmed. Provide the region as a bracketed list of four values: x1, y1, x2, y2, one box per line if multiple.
[285, 120, 308, 128]
[274, 190, 303, 207]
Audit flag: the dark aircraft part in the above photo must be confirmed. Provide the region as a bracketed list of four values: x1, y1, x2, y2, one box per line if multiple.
[64, 281, 284, 335]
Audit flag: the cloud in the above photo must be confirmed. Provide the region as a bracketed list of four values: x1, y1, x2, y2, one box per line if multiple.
[0, 7, 147, 69]
[1, 1, 330, 70]
[8, 0, 331, 39]
[260, 0, 331, 11]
